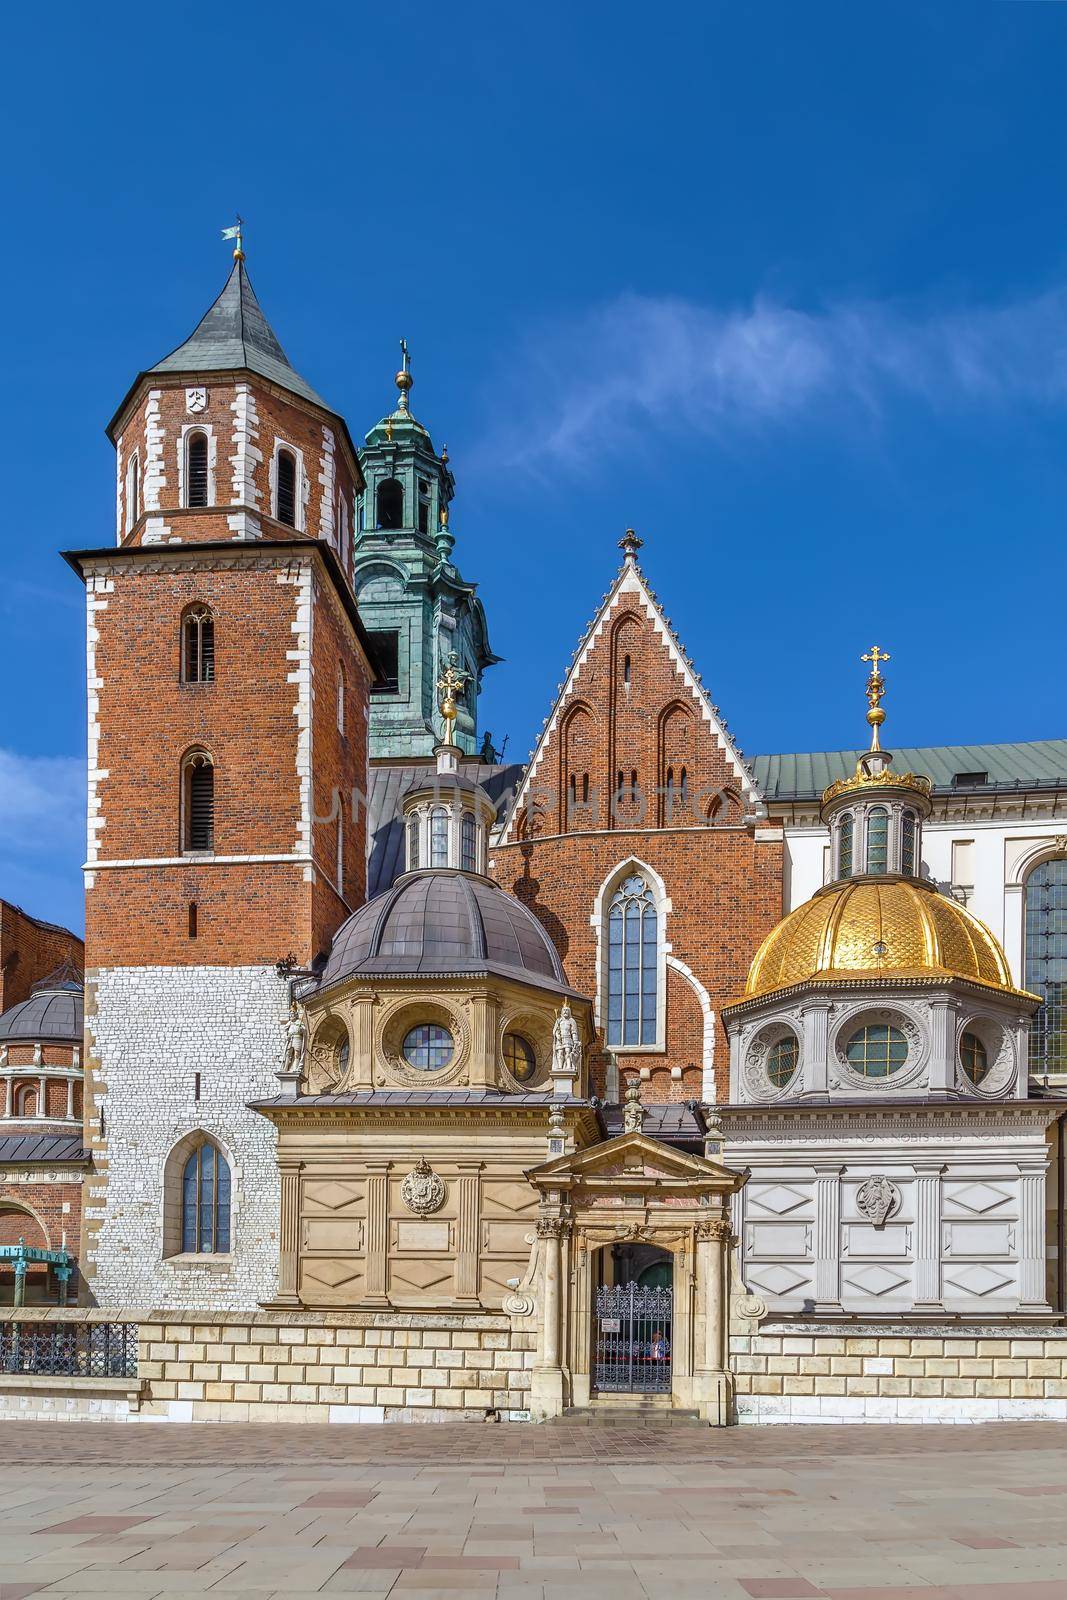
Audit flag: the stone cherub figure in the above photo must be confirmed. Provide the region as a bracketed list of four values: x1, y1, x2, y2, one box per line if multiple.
[281, 1002, 308, 1078]
[552, 1001, 582, 1077]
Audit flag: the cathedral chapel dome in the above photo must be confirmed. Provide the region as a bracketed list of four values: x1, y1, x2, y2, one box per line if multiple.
[0, 983, 83, 1043]
[743, 876, 1029, 1001]
[319, 870, 571, 994]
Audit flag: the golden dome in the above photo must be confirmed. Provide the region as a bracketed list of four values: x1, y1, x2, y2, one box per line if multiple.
[744, 877, 1034, 1000]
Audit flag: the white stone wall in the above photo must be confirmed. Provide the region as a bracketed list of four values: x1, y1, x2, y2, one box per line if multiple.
[86, 965, 286, 1311]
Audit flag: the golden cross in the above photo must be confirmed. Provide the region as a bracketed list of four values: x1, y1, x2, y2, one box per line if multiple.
[861, 645, 890, 675]
[436, 660, 469, 744]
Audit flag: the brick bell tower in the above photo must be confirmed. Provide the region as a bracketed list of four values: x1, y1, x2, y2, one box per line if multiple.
[66, 231, 379, 1309]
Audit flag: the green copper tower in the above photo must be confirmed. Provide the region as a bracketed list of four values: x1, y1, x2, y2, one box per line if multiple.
[354, 343, 498, 759]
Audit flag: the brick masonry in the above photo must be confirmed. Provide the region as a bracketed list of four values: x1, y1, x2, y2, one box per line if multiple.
[0, 902, 82, 1012]
[491, 559, 783, 1104]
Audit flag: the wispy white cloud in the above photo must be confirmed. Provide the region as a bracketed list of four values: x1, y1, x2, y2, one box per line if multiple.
[479, 286, 1067, 473]
[0, 749, 84, 931]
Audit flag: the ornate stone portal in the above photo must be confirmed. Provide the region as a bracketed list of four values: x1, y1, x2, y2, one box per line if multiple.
[517, 1133, 748, 1425]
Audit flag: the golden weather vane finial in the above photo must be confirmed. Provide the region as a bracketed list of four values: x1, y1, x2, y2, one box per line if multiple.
[221, 215, 245, 262]
[860, 645, 891, 750]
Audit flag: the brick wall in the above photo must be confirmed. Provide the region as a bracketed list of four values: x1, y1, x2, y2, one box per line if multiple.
[490, 568, 782, 1104]
[0, 904, 83, 1013]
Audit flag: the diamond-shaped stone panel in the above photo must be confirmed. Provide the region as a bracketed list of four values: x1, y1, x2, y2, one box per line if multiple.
[944, 1183, 1013, 1216]
[842, 1264, 910, 1297]
[301, 1259, 364, 1290]
[944, 1263, 1015, 1297]
[304, 1182, 364, 1214]
[390, 1260, 453, 1291]
[744, 1263, 811, 1296]
[749, 1185, 810, 1217]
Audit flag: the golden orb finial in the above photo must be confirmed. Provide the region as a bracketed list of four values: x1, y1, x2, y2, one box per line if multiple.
[395, 338, 413, 407]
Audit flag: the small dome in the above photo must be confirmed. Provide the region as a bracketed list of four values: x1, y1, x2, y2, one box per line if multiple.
[744, 878, 1029, 1000]
[0, 984, 83, 1043]
[320, 870, 569, 992]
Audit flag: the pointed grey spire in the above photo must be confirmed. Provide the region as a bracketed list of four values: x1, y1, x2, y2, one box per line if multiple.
[148, 260, 330, 411]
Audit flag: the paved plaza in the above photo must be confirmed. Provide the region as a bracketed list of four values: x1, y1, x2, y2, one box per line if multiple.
[0, 1423, 1067, 1597]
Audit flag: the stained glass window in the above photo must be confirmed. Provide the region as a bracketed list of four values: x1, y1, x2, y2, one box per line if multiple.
[901, 811, 916, 876]
[606, 873, 658, 1046]
[430, 807, 449, 867]
[181, 1143, 231, 1254]
[403, 1023, 454, 1070]
[838, 814, 854, 879]
[866, 807, 889, 875]
[503, 1033, 536, 1081]
[1026, 858, 1067, 1075]
[845, 1023, 908, 1077]
[767, 1036, 799, 1088]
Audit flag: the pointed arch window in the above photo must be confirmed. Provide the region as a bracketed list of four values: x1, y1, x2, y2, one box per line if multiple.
[183, 750, 215, 852]
[181, 1141, 231, 1254]
[606, 873, 659, 1047]
[276, 449, 297, 527]
[186, 431, 209, 508]
[182, 607, 215, 683]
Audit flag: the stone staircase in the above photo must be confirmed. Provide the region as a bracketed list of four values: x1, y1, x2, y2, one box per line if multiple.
[554, 1394, 704, 1426]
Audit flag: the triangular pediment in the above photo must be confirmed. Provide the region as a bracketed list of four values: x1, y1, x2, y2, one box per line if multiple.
[527, 1131, 744, 1192]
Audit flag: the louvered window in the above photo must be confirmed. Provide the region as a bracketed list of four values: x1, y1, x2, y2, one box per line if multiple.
[277, 449, 297, 527]
[186, 432, 209, 508]
[185, 755, 214, 852]
[183, 608, 215, 683]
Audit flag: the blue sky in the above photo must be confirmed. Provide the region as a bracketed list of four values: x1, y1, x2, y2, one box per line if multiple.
[2, 2, 1066, 933]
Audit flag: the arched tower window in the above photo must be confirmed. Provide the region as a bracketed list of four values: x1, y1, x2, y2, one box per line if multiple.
[376, 478, 404, 530]
[125, 453, 140, 533]
[866, 807, 888, 875]
[186, 431, 209, 508]
[276, 449, 297, 527]
[838, 813, 854, 879]
[461, 811, 477, 873]
[901, 810, 916, 876]
[181, 1141, 231, 1254]
[182, 607, 215, 683]
[430, 806, 449, 867]
[1026, 856, 1067, 1075]
[417, 478, 431, 534]
[183, 751, 215, 852]
[606, 873, 659, 1047]
[407, 814, 420, 871]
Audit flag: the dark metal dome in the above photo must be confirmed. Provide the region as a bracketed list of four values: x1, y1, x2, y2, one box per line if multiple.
[319, 871, 571, 993]
[0, 984, 83, 1043]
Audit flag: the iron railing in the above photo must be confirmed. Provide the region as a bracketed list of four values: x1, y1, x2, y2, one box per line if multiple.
[0, 1321, 137, 1379]
[594, 1281, 673, 1393]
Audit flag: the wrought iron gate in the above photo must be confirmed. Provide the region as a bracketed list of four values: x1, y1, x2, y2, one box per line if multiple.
[593, 1281, 672, 1393]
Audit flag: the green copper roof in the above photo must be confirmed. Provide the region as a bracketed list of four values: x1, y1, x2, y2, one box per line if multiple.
[148, 260, 330, 411]
[753, 739, 1067, 801]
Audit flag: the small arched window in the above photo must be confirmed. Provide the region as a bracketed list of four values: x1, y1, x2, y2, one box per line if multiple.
[461, 811, 477, 872]
[623, 654, 632, 687]
[606, 872, 658, 1047]
[182, 607, 215, 683]
[15, 1085, 39, 1119]
[183, 751, 215, 852]
[186, 431, 209, 508]
[901, 811, 916, 876]
[336, 665, 346, 734]
[838, 813, 854, 879]
[407, 814, 420, 871]
[430, 806, 449, 867]
[866, 807, 889, 875]
[276, 449, 297, 527]
[181, 1141, 231, 1254]
[417, 478, 431, 535]
[125, 453, 140, 533]
[376, 478, 404, 530]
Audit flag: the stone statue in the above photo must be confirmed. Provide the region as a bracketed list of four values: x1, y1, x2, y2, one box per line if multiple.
[552, 1002, 582, 1077]
[622, 1077, 645, 1134]
[281, 1003, 307, 1077]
